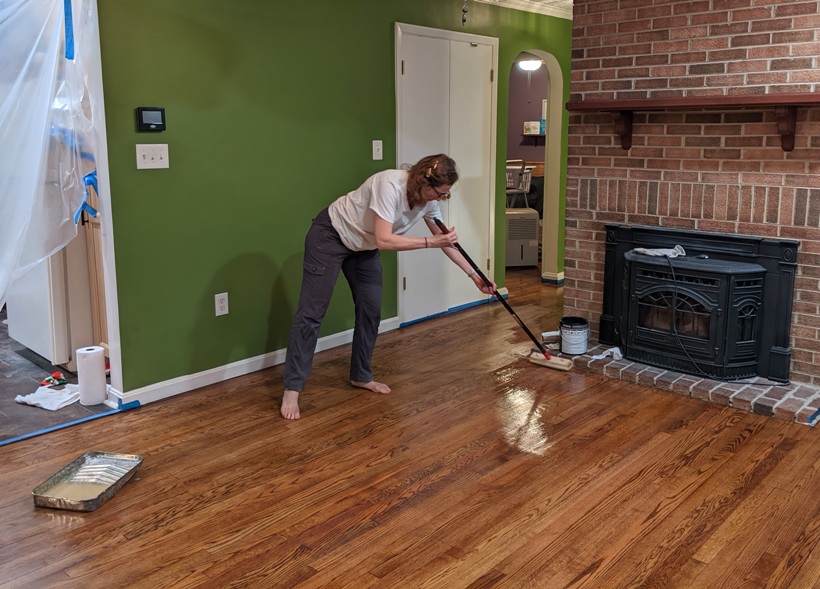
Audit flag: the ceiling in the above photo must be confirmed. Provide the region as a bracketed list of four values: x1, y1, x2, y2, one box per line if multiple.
[472, 0, 573, 20]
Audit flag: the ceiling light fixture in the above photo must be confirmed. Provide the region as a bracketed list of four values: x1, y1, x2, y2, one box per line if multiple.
[518, 59, 542, 72]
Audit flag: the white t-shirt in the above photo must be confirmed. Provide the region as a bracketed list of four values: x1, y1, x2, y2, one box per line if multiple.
[328, 169, 441, 251]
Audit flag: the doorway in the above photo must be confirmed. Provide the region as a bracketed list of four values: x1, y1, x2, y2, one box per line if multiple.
[505, 50, 565, 285]
[0, 0, 121, 444]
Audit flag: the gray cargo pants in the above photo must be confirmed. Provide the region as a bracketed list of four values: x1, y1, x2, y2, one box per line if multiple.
[283, 208, 382, 392]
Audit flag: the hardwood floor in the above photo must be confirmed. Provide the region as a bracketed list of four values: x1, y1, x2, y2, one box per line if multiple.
[2, 267, 819, 588]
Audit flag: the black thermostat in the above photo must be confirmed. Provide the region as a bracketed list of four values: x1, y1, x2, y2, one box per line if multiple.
[136, 107, 166, 132]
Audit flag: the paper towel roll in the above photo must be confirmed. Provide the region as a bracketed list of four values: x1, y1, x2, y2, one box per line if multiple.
[77, 346, 107, 405]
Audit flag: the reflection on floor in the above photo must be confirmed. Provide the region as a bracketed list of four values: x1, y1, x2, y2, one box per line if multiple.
[0, 306, 112, 444]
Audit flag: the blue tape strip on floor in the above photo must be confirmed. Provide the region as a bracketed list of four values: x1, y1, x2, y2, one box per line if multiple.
[447, 297, 494, 313]
[0, 399, 142, 447]
[399, 295, 505, 328]
[400, 310, 448, 328]
[0, 408, 120, 447]
[808, 405, 820, 425]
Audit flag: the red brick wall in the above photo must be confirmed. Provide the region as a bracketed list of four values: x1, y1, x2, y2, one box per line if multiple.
[565, 0, 820, 384]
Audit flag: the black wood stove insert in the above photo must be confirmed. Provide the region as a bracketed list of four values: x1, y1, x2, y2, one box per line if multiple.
[599, 225, 798, 383]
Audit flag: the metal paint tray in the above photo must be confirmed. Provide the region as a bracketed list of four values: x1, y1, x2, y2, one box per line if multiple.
[32, 451, 143, 512]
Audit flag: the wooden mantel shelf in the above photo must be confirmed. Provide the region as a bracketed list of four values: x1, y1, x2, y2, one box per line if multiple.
[566, 92, 820, 151]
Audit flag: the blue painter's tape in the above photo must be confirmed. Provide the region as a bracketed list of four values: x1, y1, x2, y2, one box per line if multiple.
[73, 200, 97, 224]
[63, 0, 74, 60]
[84, 169, 98, 194]
[0, 409, 120, 447]
[398, 295, 503, 327]
[808, 406, 820, 425]
[118, 400, 142, 410]
[400, 310, 448, 328]
[448, 297, 494, 313]
[74, 170, 99, 224]
[51, 126, 75, 148]
[49, 128, 94, 162]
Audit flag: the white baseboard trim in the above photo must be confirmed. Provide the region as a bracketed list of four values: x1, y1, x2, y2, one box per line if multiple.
[111, 317, 402, 408]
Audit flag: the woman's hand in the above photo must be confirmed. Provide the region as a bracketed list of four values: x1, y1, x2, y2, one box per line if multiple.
[469, 272, 496, 294]
[428, 228, 459, 248]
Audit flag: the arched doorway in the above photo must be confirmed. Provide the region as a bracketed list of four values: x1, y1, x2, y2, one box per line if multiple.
[505, 50, 564, 285]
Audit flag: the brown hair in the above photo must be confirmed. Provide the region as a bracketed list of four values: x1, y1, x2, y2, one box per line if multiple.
[406, 154, 458, 208]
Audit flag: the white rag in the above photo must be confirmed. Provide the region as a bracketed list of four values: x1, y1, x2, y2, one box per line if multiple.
[591, 347, 623, 361]
[15, 384, 80, 411]
[631, 245, 686, 258]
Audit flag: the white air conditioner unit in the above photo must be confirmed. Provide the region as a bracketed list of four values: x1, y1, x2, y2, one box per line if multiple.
[505, 208, 539, 267]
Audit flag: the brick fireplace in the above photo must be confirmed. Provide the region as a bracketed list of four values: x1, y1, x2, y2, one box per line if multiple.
[563, 0, 820, 393]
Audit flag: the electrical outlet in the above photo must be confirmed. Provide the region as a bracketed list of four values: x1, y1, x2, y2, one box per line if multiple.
[136, 144, 169, 169]
[215, 292, 229, 316]
[372, 139, 383, 161]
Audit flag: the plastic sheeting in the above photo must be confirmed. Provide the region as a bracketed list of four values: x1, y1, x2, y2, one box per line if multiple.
[0, 0, 101, 310]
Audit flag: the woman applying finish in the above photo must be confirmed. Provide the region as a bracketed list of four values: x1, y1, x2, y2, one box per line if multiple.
[281, 154, 495, 419]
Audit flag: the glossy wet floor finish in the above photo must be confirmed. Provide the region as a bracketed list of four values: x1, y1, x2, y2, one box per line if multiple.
[2, 268, 820, 588]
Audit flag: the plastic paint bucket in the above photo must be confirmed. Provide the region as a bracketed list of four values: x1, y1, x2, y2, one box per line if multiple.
[559, 316, 589, 355]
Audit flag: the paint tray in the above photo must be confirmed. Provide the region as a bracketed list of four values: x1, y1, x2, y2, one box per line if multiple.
[32, 451, 143, 512]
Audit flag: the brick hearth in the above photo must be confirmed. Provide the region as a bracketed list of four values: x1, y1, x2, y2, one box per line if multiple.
[566, 341, 820, 427]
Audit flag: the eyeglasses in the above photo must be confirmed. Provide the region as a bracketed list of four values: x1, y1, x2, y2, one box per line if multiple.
[430, 185, 451, 200]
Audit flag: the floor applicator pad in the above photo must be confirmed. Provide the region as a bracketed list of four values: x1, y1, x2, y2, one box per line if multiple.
[528, 351, 574, 371]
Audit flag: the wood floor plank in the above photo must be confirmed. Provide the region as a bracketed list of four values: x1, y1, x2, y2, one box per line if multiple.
[763, 510, 820, 589]
[377, 428, 682, 587]
[777, 532, 820, 589]
[670, 488, 791, 588]
[573, 426, 800, 588]
[480, 412, 794, 587]
[688, 431, 820, 576]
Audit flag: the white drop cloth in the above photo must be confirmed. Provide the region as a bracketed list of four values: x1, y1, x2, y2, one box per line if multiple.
[15, 384, 80, 411]
[631, 245, 686, 258]
[591, 347, 623, 361]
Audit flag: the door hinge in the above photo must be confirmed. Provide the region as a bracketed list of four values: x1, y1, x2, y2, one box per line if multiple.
[401, 60, 405, 75]
[490, 69, 494, 83]
[403, 276, 406, 290]
[487, 258, 490, 270]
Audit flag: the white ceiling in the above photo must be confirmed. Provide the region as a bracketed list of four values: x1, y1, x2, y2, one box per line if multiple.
[472, 0, 573, 20]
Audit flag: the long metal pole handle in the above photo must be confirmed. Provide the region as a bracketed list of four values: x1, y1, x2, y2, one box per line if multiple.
[434, 219, 493, 290]
[433, 218, 549, 357]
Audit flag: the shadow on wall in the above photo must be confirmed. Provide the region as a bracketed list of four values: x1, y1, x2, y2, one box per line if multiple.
[191, 252, 299, 377]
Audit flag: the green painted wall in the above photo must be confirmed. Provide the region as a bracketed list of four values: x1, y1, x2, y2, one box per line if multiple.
[97, 0, 572, 391]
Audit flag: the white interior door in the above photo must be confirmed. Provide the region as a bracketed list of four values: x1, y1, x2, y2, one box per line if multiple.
[396, 32, 450, 324]
[395, 23, 497, 325]
[6, 254, 70, 366]
[6, 232, 93, 371]
[446, 40, 494, 308]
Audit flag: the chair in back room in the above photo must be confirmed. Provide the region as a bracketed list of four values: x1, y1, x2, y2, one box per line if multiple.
[506, 167, 532, 208]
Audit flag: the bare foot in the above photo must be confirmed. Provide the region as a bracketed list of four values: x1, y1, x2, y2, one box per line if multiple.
[351, 380, 391, 394]
[281, 389, 301, 419]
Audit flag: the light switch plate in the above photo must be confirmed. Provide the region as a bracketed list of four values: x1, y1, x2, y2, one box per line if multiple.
[372, 139, 383, 161]
[136, 144, 169, 169]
